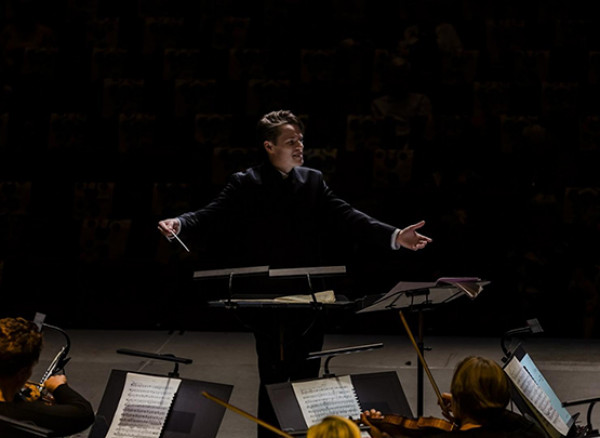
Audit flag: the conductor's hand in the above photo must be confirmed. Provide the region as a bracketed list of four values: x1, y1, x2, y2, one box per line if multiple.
[158, 218, 181, 239]
[396, 220, 432, 251]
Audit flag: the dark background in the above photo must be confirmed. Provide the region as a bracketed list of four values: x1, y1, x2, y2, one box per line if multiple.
[1, 0, 598, 338]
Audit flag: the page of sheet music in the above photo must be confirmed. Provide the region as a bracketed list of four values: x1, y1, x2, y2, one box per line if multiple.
[505, 356, 570, 436]
[106, 372, 181, 438]
[292, 375, 361, 427]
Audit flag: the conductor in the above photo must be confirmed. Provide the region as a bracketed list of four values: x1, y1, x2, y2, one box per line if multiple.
[158, 109, 431, 437]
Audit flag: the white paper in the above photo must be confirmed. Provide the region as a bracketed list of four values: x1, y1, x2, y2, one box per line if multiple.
[106, 372, 181, 438]
[505, 356, 570, 436]
[292, 375, 361, 427]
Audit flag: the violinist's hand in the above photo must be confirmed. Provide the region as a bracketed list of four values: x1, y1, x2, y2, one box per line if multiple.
[44, 374, 67, 393]
[361, 410, 388, 438]
[439, 392, 454, 422]
[362, 409, 384, 421]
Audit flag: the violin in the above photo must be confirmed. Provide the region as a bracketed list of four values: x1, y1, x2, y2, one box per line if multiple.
[359, 311, 459, 437]
[363, 412, 455, 437]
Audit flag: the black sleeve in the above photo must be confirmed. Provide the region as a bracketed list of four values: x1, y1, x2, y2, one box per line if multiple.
[7, 384, 95, 436]
[177, 174, 243, 234]
[320, 178, 397, 248]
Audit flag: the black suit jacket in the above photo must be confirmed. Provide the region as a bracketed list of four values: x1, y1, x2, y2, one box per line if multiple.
[178, 163, 397, 270]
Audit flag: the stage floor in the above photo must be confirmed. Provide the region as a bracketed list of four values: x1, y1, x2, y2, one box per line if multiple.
[33, 329, 600, 438]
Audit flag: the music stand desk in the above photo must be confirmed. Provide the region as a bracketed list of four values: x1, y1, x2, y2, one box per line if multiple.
[207, 296, 356, 309]
[357, 278, 489, 314]
[266, 371, 413, 436]
[88, 369, 233, 438]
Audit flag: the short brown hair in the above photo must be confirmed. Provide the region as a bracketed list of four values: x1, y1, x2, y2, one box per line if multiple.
[450, 356, 510, 424]
[0, 317, 43, 377]
[256, 110, 304, 146]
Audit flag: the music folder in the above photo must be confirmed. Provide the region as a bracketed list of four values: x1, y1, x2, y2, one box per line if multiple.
[266, 371, 413, 436]
[88, 369, 233, 438]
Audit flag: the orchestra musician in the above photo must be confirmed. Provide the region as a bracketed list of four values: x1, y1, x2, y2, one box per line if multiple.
[0, 316, 95, 436]
[362, 356, 546, 438]
[158, 109, 432, 437]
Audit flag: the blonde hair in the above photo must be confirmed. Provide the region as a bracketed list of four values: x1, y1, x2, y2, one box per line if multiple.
[450, 356, 510, 424]
[306, 415, 362, 438]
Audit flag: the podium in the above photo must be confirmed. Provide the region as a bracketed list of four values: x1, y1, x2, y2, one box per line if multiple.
[357, 277, 489, 416]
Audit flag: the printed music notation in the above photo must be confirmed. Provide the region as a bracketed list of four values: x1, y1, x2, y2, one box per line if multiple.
[291, 375, 361, 427]
[106, 372, 181, 438]
[504, 355, 570, 437]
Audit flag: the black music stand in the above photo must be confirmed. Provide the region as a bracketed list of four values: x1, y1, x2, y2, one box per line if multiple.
[502, 345, 583, 438]
[196, 265, 349, 308]
[0, 415, 53, 438]
[200, 265, 354, 363]
[193, 265, 270, 308]
[266, 371, 414, 436]
[357, 277, 489, 416]
[307, 343, 384, 378]
[88, 350, 233, 438]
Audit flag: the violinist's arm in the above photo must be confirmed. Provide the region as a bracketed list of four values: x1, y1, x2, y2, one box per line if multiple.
[439, 392, 454, 422]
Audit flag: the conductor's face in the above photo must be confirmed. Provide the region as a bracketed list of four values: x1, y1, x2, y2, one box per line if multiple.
[264, 123, 304, 174]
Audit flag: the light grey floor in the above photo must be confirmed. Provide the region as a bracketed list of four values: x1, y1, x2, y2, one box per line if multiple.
[34, 329, 600, 438]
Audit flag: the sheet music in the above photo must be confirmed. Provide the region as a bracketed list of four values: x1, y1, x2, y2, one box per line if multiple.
[106, 372, 181, 438]
[292, 375, 361, 427]
[505, 356, 570, 436]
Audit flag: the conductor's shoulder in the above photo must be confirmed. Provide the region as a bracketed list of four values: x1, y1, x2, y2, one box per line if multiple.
[230, 165, 263, 183]
[295, 166, 322, 177]
[294, 166, 323, 183]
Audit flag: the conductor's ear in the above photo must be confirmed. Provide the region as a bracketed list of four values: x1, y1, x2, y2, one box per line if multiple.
[264, 141, 273, 153]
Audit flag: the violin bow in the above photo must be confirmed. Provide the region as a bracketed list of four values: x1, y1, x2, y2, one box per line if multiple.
[398, 311, 452, 419]
[202, 391, 295, 438]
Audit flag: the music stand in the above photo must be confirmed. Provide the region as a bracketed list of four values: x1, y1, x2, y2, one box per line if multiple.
[357, 277, 489, 416]
[89, 350, 233, 438]
[306, 342, 384, 378]
[197, 265, 348, 307]
[201, 265, 354, 363]
[0, 415, 53, 438]
[193, 265, 270, 308]
[502, 345, 580, 438]
[266, 371, 414, 436]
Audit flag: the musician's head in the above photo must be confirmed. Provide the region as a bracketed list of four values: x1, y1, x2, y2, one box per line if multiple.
[307, 415, 362, 438]
[450, 356, 510, 425]
[257, 110, 305, 173]
[0, 317, 42, 381]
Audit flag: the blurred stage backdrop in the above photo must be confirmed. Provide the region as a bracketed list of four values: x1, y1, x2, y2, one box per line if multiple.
[1, 0, 599, 337]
